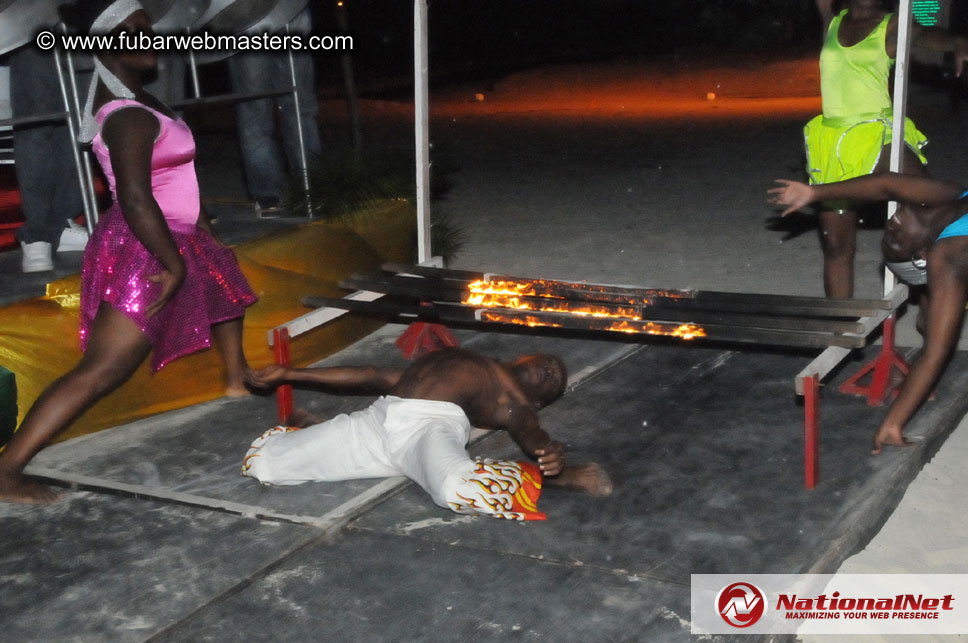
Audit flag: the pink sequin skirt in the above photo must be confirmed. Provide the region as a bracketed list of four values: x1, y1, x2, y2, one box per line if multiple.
[80, 204, 257, 372]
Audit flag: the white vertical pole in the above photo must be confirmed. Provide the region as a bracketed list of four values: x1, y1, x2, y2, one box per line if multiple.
[60, 48, 99, 232]
[286, 21, 312, 218]
[187, 32, 201, 100]
[414, 0, 432, 263]
[52, 48, 96, 232]
[885, 0, 913, 296]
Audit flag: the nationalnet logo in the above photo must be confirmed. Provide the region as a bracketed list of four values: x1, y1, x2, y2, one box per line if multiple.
[716, 582, 766, 627]
[692, 574, 968, 635]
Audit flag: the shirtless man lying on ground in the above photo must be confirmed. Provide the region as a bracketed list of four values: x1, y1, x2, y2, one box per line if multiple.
[242, 347, 613, 520]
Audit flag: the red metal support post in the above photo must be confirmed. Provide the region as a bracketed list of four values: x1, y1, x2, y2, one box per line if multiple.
[838, 315, 910, 406]
[272, 327, 294, 423]
[803, 373, 820, 489]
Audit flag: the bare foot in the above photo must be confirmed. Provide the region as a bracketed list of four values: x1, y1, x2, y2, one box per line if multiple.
[285, 407, 324, 428]
[546, 462, 613, 497]
[224, 385, 250, 398]
[0, 471, 61, 504]
[871, 427, 912, 456]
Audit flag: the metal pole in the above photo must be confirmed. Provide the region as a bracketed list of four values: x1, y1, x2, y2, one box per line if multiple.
[187, 29, 202, 99]
[52, 47, 96, 234]
[886, 0, 913, 296]
[286, 22, 312, 218]
[62, 46, 100, 232]
[414, 0, 432, 263]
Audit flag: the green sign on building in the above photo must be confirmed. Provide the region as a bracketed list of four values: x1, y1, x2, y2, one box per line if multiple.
[913, 0, 943, 27]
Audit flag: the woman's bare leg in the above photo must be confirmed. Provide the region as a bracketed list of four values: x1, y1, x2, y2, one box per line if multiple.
[818, 145, 926, 301]
[818, 208, 858, 299]
[212, 317, 248, 396]
[0, 303, 151, 503]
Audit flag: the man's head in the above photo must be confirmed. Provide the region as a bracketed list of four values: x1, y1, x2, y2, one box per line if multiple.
[509, 353, 567, 409]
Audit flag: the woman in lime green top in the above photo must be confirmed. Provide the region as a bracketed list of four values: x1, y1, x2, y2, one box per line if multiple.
[807, 0, 968, 299]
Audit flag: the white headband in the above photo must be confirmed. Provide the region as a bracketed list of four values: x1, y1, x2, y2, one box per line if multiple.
[78, 0, 146, 142]
[885, 258, 928, 286]
[91, 0, 144, 34]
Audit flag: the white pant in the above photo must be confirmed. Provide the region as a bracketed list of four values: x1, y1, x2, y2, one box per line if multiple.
[242, 396, 475, 509]
[241, 396, 546, 520]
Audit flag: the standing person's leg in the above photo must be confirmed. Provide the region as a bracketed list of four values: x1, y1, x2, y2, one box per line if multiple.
[12, 125, 62, 242]
[818, 208, 858, 299]
[48, 124, 86, 251]
[227, 53, 287, 208]
[0, 304, 152, 503]
[10, 48, 79, 270]
[277, 53, 322, 170]
[278, 8, 321, 169]
[211, 317, 247, 397]
[10, 49, 88, 264]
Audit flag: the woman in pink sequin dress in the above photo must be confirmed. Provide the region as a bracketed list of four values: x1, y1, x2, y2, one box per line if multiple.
[0, 1, 256, 503]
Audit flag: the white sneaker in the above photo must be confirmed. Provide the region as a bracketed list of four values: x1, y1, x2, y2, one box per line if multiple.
[57, 219, 89, 253]
[21, 241, 53, 273]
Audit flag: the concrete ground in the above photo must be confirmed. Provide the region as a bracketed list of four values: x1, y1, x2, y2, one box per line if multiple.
[2, 53, 968, 642]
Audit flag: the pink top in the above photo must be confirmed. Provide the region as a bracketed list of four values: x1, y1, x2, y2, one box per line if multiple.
[92, 98, 200, 233]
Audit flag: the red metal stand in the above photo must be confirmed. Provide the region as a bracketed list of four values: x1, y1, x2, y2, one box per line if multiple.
[803, 374, 819, 489]
[395, 321, 459, 359]
[838, 315, 910, 406]
[272, 327, 294, 423]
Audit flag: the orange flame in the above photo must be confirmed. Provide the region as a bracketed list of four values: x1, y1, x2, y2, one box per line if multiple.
[482, 312, 563, 328]
[463, 279, 689, 306]
[464, 280, 541, 300]
[606, 320, 706, 339]
[464, 279, 640, 318]
[470, 278, 705, 340]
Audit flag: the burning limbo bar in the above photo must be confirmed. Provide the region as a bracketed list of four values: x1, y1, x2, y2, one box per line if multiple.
[305, 265, 873, 350]
[382, 264, 892, 318]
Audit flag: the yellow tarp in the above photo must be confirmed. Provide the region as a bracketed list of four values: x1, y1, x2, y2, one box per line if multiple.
[0, 200, 415, 443]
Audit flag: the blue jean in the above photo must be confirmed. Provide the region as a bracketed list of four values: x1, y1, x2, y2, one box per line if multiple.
[9, 47, 87, 247]
[227, 9, 321, 205]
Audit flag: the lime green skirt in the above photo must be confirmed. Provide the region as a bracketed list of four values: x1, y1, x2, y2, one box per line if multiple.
[804, 112, 928, 187]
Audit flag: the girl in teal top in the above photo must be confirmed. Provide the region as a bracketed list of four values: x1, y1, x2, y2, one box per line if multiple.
[936, 193, 968, 239]
[770, 172, 968, 456]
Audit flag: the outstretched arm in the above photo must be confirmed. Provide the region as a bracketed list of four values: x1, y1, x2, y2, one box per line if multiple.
[768, 174, 965, 216]
[502, 400, 565, 476]
[873, 238, 968, 453]
[900, 21, 968, 77]
[245, 363, 404, 393]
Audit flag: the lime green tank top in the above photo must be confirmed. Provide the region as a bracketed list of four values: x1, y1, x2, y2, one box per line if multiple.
[819, 10, 894, 123]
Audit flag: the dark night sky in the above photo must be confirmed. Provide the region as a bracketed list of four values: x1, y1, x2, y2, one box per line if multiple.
[313, 0, 826, 89]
